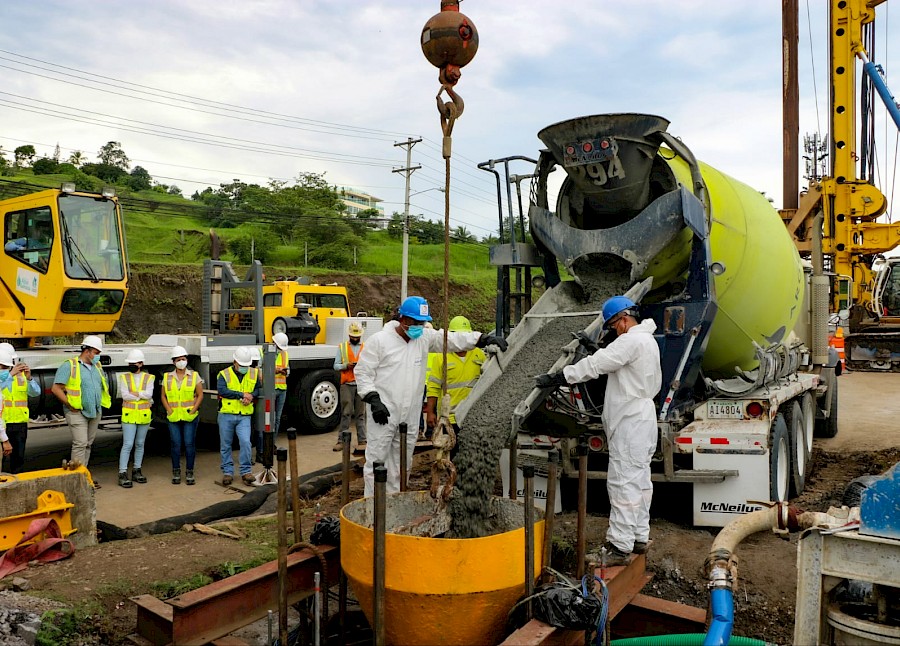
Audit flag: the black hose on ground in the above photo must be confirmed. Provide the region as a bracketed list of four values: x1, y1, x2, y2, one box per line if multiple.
[97, 462, 350, 542]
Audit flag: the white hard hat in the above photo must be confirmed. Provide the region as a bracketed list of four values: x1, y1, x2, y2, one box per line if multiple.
[233, 346, 253, 366]
[348, 323, 363, 337]
[250, 347, 261, 361]
[273, 332, 289, 350]
[171, 345, 188, 359]
[0, 350, 14, 367]
[0, 342, 14, 355]
[82, 335, 103, 352]
[126, 349, 145, 364]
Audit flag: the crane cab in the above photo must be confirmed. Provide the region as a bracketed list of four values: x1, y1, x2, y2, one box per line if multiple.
[0, 185, 128, 343]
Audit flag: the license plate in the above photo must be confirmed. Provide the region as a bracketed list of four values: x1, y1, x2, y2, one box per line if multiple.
[707, 400, 744, 419]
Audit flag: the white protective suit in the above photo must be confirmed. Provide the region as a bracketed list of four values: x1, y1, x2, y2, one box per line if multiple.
[562, 318, 661, 552]
[355, 321, 481, 496]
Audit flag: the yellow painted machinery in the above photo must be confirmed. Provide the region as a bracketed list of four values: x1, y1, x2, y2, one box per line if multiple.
[0, 185, 128, 344]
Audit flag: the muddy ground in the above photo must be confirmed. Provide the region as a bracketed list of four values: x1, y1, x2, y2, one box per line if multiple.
[7, 266, 899, 644]
[6, 444, 899, 645]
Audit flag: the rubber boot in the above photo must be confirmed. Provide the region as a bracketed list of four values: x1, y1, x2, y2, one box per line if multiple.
[185, 469, 195, 486]
[118, 472, 133, 488]
[172, 469, 182, 485]
[132, 468, 147, 484]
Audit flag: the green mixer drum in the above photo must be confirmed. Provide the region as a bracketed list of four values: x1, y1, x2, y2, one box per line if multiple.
[664, 155, 805, 376]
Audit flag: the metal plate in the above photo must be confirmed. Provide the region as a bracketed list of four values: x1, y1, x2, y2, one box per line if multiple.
[706, 400, 744, 419]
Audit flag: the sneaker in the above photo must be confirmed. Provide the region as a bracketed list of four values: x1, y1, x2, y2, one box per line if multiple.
[242, 473, 256, 486]
[185, 470, 195, 486]
[172, 469, 182, 485]
[118, 472, 132, 488]
[132, 468, 147, 484]
[332, 442, 343, 452]
[222, 474, 233, 486]
[632, 541, 650, 555]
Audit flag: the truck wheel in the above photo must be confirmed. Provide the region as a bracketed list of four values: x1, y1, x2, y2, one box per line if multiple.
[799, 392, 815, 477]
[295, 369, 340, 433]
[769, 413, 790, 502]
[272, 318, 288, 338]
[785, 400, 806, 497]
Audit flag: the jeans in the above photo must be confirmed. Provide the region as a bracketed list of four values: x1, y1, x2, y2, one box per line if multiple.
[119, 422, 150, 472]
[168, 418, 198, 470]
[66, 410, 101, 467]
[219, 412, 252, 476]
[3, 422, 27, 474]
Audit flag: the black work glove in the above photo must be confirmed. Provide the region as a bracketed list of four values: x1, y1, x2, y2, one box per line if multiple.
[574, 331, 599, 353]
[535, 371, 568, 389]
[363, 392, 390, 425]
[476, 333, 509, 352]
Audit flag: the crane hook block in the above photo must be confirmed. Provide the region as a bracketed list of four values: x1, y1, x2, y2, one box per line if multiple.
[421, 5, 479, 71]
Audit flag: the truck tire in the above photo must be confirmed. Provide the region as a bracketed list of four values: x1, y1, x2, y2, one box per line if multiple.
[769, 413, 790, 502]
[784, 400, 806, 497]
[815, 370, 839, 439]
[295, 369, 340, 434]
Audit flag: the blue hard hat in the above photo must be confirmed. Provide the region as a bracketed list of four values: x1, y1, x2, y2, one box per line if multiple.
[398, 296, 432, 321]
[602, 296, 636, 327]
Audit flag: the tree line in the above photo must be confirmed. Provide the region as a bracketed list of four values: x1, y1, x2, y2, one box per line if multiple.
[0, 140, 496, 270]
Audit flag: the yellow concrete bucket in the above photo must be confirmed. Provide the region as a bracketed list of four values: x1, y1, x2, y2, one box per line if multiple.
[341, 490, 545, 645]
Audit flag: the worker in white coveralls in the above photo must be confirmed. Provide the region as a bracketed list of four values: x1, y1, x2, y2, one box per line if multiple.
[355, 295, 508, 496]
[535, 295, 661, 566]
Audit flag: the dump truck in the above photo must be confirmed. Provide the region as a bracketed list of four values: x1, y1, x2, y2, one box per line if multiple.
[0, 185, 380, 434]
[458, 113, 840, 527]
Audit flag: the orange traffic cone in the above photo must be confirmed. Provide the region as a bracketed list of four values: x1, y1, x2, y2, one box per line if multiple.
[829, 327, 846, 369]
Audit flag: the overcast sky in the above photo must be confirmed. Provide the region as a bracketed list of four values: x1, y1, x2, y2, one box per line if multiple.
[2, 1, 900, 241]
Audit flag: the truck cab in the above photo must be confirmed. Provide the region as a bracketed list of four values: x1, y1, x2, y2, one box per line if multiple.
[261, 280, 350, 345]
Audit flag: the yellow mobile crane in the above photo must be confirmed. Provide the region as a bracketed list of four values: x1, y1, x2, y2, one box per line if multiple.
[782, 0, 900, 370]
[0, 183, 128, 344]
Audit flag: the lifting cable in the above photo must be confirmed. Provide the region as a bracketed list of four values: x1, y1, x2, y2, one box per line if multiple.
[421, 0, 478, 500]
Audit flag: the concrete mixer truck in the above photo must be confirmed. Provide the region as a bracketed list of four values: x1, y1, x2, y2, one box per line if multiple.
[456, 113, 840, 527]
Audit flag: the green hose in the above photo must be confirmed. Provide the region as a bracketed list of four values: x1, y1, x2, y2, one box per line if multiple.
[610, 634, 770, 646]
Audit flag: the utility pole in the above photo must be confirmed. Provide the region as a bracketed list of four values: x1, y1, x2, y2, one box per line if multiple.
[393, 137, 422, 302]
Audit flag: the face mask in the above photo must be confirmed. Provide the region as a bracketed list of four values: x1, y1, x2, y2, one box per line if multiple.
[128, 364, 140, 373]
[0, 370, 9, 381]
[237, 366, 249, 375]
[349, 338, 360, 345]
[92, 356, 101, 366]
[406, 324, 424, 340]
[175, 360, 188, 370]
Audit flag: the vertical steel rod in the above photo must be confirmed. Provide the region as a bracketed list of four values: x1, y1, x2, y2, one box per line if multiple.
[339, 429, 351, 641]
[276, 448, 289, 645]
[576, 437, 588, 580]
[542, 450, 558, 584]
[267, 609, 273, 646]
[287, 429, 303, 543]
[523, 464, 535, 622]
[313, 571, 321, 646]
[508, 435, 518, 500]
[399, 422, 408, 492]
[373, 462, 387, 646]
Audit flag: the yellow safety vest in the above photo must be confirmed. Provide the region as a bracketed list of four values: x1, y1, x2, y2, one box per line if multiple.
[164, 370, 199, 422]
[426, 349, 486, 424]
[2, 375, 29, 424]
[339, 342, 363, 385]
[275, 350, 288, 390]
[65, 358, 111, 411]
[218, 366, 258, 415]
[121, 372, 152, 424]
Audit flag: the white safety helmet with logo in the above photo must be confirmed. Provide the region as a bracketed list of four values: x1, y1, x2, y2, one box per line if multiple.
[273, 332, 289, 351]
[348, 323, 364, 338]
[81, 335, 103, 352]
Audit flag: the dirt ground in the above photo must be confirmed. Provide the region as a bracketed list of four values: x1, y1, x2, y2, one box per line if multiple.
[23, 257, 890, 644]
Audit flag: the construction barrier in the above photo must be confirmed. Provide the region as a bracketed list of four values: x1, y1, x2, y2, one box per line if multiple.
[829, 327, 846, 369]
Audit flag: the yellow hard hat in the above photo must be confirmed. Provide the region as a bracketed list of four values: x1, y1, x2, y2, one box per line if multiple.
[448, 316, 472, 332]
[348, 323, 364, 337]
